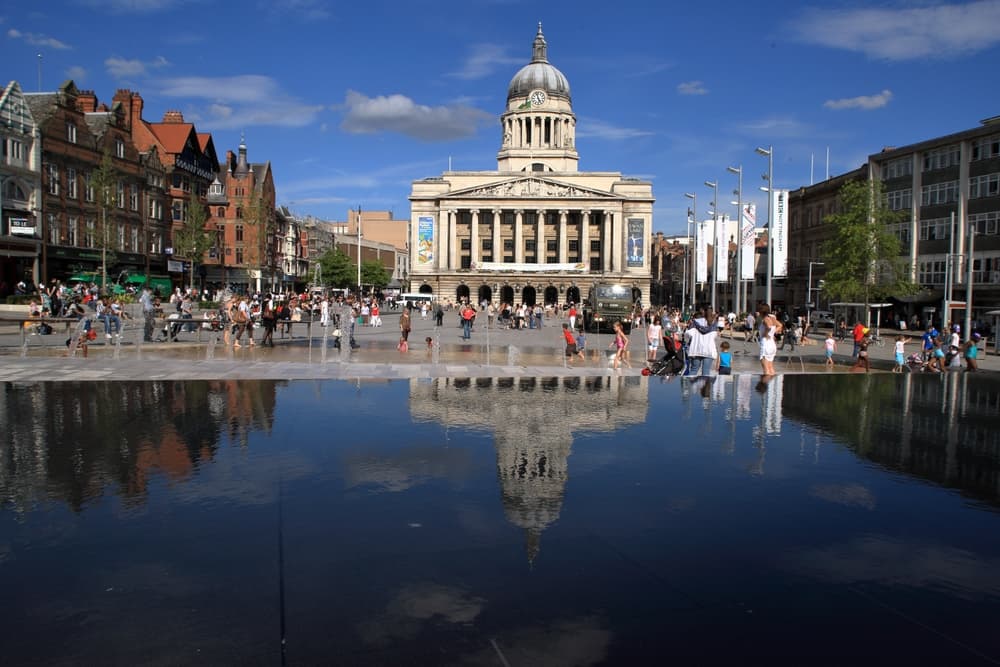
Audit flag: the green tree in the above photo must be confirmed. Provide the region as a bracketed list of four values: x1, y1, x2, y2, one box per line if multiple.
[361, 259, 390, 288]
[90, 149, 118, 294]
[317, 247, 355, 288]
[172, 190, 212, 292]
[820, 179, 918, 312]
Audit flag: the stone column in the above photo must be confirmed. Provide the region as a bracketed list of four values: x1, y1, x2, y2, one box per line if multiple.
[558, 210, 568, 263]
[470, 209, 480, 268]
[536, 209, 546, 265]
[581, 210, 591, 267]
[611, 209, 622, 273]
[602, 212, 611, 273]
[492, 209, 502, 264]
[448, 209, 458, 270]
[515, 210, 524, 263]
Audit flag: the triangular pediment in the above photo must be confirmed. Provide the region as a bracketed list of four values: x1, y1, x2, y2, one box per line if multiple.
[448, 176, 618, 200]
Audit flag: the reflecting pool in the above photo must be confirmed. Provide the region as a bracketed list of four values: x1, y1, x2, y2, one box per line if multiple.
[2, 373, 1000, 664]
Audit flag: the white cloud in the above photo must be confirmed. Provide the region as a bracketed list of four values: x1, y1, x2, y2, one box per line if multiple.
[7, 28, 71, 50]
[677, 80, 708, 96]
[78, 0, 190, 12]
[791, 1, 1000, 60]
[824, 89, 893, 111]
[450, 44, 522, 80]
[105, 55, 169, 79]
[576, 117, 654, 141]
[339, 90, 492, 141]
[65, 66, 87, 83]
[157, 75, 324, 129]
[737, 115, 811, 138]
[260, 0, 331, 20]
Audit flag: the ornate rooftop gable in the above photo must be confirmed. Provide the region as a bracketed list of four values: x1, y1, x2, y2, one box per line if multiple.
[447, 176, 618, 200]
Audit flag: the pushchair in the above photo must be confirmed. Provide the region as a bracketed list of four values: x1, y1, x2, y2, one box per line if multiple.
[645, 338, 685, 376]
[905, 352, 927, 372]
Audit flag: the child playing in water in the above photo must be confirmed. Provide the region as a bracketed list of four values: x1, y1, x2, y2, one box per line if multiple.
[893, 334, 912, 373]
[716, 341, 732, 375]
[825, 332, 836, 366]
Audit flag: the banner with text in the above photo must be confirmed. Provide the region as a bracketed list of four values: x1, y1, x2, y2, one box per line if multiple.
[696, 220, 709, 284]
[771, 189, 789, 278]
[714, 215, 728, 282]
[741, 203, 756, 281]
[417, 216, 434, 266]
[627, 218, 645, 268]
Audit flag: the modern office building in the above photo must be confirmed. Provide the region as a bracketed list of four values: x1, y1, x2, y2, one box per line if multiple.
[409, 24, 654, 307]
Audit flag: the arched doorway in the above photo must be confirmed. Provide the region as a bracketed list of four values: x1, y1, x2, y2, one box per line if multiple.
[456, 284, 470, 303]
[566, 286, 581, 305]
[418, 284, 433, 294]
[631, 287, 642, 306]
[500, 285, 514, 305]
[523, 285, 537, 306]
[544, 286, 558, 305]
[477, 285, 492, 305]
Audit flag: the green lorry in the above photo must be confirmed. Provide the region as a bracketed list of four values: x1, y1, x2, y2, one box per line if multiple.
[582, 283, 633, 333]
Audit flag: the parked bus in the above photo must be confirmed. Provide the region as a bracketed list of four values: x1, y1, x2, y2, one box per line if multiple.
[398, 293, 436, 309]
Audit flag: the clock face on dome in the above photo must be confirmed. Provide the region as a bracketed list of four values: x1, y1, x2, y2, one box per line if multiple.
[529, 90, 547, 107]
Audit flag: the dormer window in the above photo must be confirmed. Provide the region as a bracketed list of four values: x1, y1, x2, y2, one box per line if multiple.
[115, 139, 125, 158]
[66, 122, 77, 144]
[209, 180, 225, 197]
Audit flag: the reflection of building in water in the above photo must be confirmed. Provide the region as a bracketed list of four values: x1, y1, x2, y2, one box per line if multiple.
[408, 375, 648, 562]
[783, 373, 1000, 506]
[0, 380, 279, 514]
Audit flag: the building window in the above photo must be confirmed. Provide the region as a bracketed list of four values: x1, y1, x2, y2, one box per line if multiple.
[5, 138, 23, 162]
[482, 239, 493, 251]
[116, 181, 126, 208]
[919, 216, 952, 241]
[969, 211, 1000, 235]
[503, 239, 514, 251]
[149, 199, 162, 220]
[67, 168, 77, 199]
[172, 201, 183, 221]
[117, 223, 126, 250]
[972, 134, 1000, 161]
[115, 139, 125, 158]
[568, 239, 579, 252]
[920, 180, 959, 206]
[969, 173, 1000, 199]
[590, 240, 601, 252]
[85, 173, 95, 202]
[919, 259, 947, 286]
[590, 257, 601, 272]
[460, 238, 471, 250]
[84, 218, 95, 248]
[217, 207, 225, 217]
[236, 247, 244, 264]
[46, 164, 59, 195]
[235, 225, 244, 242]
[66, 122, 77, 144]
[525, 239, 536, 251]
[67, 216, 78, 246]
[881, 157, 912, 180]
[130, 227, 140, 252]
[883, 188, 912, 211]
[460, 256, 471, 269]
[129, 188, 139, 211]
[48, 213, 59, 244]
[481, 254, 493, 263]
[922, 145, 960, 171]
[546, 240, 557, 252]
[504, 255, 514, 263]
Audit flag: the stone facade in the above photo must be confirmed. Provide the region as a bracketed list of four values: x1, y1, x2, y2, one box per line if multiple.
[408, 25, 653, 307]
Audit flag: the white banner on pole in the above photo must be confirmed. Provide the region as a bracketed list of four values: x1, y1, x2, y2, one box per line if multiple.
[741, 203, 756, 281]
[771, 189, 789, 278]
[696, 220, 708, 284]
[714, 215, 728, 282]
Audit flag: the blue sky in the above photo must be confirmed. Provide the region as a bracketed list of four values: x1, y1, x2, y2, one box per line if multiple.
[3, 0, 1000, 234]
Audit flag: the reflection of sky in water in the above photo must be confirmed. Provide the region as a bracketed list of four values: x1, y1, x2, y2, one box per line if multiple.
[1, 373, 1000, 663]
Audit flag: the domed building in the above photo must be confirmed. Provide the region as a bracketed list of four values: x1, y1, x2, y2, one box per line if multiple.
[409, 24, 653, 307]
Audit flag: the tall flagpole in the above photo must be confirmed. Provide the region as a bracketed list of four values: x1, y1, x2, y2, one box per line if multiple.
[356, 206, 361, 298]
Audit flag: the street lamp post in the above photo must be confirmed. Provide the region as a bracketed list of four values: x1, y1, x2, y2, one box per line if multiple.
[727, 165, 742, 315]
[356, 206, 362, 299]
[684, 192, 697, 313]
[704, 180, 718, 314]
[755, 146, 774, 308]
[807, 261, 824, 331]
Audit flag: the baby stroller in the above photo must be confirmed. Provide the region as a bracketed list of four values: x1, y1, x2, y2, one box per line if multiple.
[156, 313, 186, 342]
[645, 338, 685, 376]
[905, 352, 927, 372]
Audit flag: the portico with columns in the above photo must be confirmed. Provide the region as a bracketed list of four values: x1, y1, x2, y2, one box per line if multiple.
[409, 24, 653, 308]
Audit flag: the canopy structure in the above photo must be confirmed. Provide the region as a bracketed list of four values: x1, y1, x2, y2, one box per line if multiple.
[829, 302, 893, 329]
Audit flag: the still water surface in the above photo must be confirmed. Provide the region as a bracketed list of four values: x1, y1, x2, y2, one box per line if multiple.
[2, 373, 999, 665]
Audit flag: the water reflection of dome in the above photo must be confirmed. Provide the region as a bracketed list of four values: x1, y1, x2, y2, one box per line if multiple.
[408, 376, 648, 563]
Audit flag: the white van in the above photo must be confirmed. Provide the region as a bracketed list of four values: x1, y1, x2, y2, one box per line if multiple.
[399, 293, 436, 308]
[809, 310, 835, 327]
